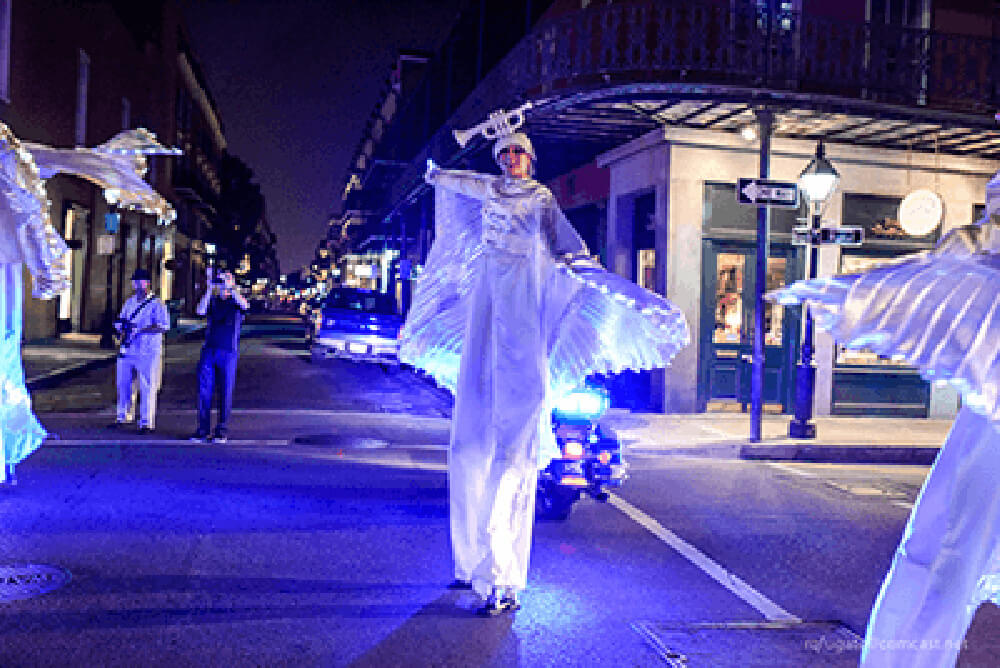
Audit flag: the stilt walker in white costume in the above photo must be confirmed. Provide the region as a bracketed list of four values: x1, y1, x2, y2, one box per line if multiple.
[769, 171, 1000, 667]
[400, 104, 689, 615]
[0, 123, 177, 485]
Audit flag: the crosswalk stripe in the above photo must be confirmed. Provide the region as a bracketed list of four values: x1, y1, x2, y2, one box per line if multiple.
[609, 493, 801, 623]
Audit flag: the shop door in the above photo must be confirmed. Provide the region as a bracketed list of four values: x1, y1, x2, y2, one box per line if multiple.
[699, 241, 800, 412]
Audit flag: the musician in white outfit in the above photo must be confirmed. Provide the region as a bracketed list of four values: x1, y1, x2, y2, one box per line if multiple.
[112, 268, 169, 433]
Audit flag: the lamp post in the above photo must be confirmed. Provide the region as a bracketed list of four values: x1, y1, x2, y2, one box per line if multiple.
[788, 142, 839, 438]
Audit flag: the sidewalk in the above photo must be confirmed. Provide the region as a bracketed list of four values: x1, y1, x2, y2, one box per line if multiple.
[602, 410, 953, 465]
[22, 319, 205, 388]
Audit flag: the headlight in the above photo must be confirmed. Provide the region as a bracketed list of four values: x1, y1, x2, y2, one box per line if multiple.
[562, 440, 585, 459]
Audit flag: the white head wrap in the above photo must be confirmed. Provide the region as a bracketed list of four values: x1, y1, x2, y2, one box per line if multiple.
[492, 132, 535, 164]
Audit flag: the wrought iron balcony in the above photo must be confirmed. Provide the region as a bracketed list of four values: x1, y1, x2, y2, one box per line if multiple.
[504, 1, 997, 112]
[369, 0, 998, 222]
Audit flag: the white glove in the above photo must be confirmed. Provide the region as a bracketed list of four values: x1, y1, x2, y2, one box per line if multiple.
[424, 158, 440, 182]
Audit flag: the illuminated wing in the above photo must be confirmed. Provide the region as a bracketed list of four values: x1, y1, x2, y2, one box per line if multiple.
[26, 128, 180, 223]
[398, 186, 483, 392]
[0, 123, 70, 298]
[769, 252, 1000, 424]
[546, 263, 690, 396]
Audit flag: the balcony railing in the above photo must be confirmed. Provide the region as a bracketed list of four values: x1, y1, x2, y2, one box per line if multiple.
[507, 1, 998, 112]
[378, 0, 998, 170]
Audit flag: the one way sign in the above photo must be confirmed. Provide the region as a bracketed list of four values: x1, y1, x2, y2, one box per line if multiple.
[736, 178, 800, 208]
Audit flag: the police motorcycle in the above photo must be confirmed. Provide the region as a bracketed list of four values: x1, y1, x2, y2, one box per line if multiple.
[536, 382, 627, 521]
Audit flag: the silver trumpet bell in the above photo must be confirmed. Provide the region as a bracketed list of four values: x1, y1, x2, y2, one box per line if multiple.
[453, 101, 533, 147]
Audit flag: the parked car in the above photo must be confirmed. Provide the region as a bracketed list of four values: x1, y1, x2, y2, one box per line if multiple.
[310, 288, 402, 365]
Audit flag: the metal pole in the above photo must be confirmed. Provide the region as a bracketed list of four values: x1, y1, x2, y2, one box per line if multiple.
[750, 108, 773, 443]
[789, 205, 819, 438]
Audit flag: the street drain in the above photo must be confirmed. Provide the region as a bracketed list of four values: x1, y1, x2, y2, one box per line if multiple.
[632, 620, 862, 666]
[0, 564, 72, 603]
[293, 435, 390, 449]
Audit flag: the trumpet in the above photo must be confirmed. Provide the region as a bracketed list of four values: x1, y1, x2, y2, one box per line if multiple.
[452, 102, 534, 148]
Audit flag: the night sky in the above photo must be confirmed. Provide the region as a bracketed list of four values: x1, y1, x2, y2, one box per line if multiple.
[180, 0, 464, 274]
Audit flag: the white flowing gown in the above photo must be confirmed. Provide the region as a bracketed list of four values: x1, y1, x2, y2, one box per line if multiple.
[769, 215, 1000, 667]
[401, 167, 689, 597]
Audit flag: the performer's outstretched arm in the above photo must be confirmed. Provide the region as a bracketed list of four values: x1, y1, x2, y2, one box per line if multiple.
[424, 159, 492, 200]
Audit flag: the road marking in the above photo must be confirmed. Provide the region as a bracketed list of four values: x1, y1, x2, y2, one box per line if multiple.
[26, 358, 114, 385]
[768, 463, 918, 510]
[630, 621, 688, 667]
[766, 462, 816, 478]
[45, 438, 291, 447]
[608, 493, 801, 623]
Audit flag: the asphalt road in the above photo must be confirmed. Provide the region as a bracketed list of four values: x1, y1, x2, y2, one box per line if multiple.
[3, 317, 997, 666]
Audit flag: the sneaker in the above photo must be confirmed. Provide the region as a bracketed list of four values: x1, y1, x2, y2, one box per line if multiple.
[137, 426, 154, 435]
[447, 579, 473, 590]
[189, 431, 210, 442]
[211, 433, 228, 444]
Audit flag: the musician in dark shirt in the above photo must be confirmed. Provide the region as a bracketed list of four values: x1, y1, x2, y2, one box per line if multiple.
[191, 267, 249, 443]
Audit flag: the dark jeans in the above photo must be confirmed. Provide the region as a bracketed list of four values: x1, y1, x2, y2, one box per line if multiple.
[197, 346, 238, 435]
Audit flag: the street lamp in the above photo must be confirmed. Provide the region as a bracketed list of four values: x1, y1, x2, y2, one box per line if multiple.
[788, 142, 839, 438]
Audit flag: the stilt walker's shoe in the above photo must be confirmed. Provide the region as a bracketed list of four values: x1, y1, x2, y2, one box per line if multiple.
[477, 590, 520, 616]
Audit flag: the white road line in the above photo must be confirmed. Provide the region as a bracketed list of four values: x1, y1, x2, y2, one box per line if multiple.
[766, 462, 817, 478]
[890, 500, 914, 510]
[608, 493, 801, 624]
[45, 439, 290, 447]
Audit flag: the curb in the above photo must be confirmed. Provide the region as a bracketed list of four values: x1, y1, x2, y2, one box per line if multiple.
[739, 444, 940, 465]
[25, 325, 205, 390]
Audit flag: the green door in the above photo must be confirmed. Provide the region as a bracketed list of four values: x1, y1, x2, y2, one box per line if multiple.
[699, 240, 801, 412]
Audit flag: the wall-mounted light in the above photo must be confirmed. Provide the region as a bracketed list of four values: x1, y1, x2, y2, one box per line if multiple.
[740, 125, 758, 142]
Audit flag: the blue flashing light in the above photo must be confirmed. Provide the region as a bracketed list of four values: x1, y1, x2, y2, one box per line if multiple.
[553, 388, 609, 420]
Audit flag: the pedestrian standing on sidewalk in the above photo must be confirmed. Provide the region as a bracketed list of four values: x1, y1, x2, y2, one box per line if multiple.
[191, 266, 248, 443]
[400, 106, 688, 616]
[112, 268, 170, 434]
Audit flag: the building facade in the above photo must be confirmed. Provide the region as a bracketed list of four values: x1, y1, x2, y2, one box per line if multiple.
[0, 0, 228, 340]
[345, 0, 1000, 418]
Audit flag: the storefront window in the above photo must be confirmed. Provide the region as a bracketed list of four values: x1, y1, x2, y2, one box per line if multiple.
[712, 253, 786, 346]
[637, 248, 656, 291]
[764, 257, 785, 346]
[713, 253, 743, 344]
[835, 254, 910, 366]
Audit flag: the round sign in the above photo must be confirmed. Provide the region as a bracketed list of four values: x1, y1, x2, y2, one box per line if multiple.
[898, 189, 943, 236]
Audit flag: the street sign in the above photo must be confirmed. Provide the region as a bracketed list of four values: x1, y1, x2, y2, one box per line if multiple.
[96, 234, 116, 255]
[792, 225, 864, 247]
[104, 212, 120, 233]
[736, 178, 800, 208]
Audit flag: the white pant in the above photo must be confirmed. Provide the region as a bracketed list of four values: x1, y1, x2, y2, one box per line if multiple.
[116, 353, 162, 428]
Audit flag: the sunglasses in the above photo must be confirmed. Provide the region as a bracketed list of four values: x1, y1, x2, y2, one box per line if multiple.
[499, 146, 528, 156]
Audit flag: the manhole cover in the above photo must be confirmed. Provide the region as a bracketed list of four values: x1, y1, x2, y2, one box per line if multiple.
[633, 621, 862, 667]
[293, 435, 390, 449]
[0, 564, 72, 603]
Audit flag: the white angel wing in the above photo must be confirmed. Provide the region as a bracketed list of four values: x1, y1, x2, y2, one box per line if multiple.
[546, 264, 690, 396]
[25, 128, 179, 223]
[769, 252, 1000, 425]
[398, 186, 483, 392]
